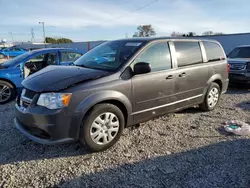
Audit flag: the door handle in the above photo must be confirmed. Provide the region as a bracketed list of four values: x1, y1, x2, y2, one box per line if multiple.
[179, 72, 186, 77]
[166, 75, 175, 79]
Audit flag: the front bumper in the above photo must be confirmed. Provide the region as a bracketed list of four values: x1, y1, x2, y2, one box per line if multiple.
[229, 73, 250, 83]
[15, 103, 78, 145]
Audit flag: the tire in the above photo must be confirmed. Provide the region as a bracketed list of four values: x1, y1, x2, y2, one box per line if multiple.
[0, 80, 16, 104]
[199, 82, 221, 111]
[79, 103, 125, 152]
[0, 54, 5, 59]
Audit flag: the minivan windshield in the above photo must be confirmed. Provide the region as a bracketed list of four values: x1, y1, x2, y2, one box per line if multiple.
[227, 47, 250, 59]
[73, 40, 145, 71]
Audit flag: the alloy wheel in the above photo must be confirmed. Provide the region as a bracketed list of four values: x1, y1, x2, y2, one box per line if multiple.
[0, 84, 11, 103]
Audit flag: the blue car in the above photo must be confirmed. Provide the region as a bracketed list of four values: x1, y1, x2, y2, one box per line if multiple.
[0, 48, 83, 104]
[0, 47, 28, 59]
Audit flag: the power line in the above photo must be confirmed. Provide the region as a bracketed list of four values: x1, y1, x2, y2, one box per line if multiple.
[114, 0, 161, 20]
[8, 32, 14, 44]
[121, 0, 134, 4]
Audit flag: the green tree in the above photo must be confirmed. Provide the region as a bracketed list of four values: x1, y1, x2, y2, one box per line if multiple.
[182, 32, 196, 37]
[45, 37, 57, 44]
[57, 38, 73, 43]
[133, 25, 156, 37]
[45, 37, 73, 44]
[187, 32, 196, 37]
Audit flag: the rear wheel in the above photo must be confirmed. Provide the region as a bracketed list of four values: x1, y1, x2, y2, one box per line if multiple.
[199, 82, 221, 111]
[0, 80, 16, 104]
[79, 103, 125, 152]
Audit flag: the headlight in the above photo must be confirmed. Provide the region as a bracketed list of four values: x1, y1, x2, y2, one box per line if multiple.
[37, 93, 72, 109]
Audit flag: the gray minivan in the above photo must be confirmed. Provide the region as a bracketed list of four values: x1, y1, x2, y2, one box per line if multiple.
[15, 37, 229, 151]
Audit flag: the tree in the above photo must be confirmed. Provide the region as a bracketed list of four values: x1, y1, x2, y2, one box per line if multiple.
[45, 37, 73, 44]
[187, 32, 196, 37]
[45, 37, 57, 44]
[133, 25, 156, 37]
[182, 32, 196, 37]
[202, 31, 225, 36]
[171, 31, 183, 37]
[57, 38, 73, 43]
[202, 31, 214, 36]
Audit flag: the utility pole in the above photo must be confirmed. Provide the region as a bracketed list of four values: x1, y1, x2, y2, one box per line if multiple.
[9, 32, 14, 45]
[125, 32, 128, 38]
[39, 22, 46, 47]
[30, 28, 35, 43]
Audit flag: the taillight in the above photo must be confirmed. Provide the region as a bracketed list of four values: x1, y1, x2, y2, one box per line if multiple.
[227, 63, 230, 74]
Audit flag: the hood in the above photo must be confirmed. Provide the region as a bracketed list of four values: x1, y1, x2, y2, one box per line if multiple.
[227, 58, 250, 64]
[22, 65, 109, 92]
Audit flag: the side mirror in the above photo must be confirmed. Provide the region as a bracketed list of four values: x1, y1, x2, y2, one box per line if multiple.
[134, 62, 151, 75]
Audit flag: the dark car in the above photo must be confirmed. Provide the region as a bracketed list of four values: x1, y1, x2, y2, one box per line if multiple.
[227, 45, 250, 84]
[15, 37, 229, 151]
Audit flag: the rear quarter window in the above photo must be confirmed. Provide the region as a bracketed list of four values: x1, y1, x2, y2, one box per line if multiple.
[174, 41, 203, 67]
[203, 41, 225, 62]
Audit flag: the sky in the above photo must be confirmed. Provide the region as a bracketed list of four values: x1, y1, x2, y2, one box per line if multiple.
[0, 0, 250, 43]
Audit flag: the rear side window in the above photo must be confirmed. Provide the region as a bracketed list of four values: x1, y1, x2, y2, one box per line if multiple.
[203, 41, 225, 62]
[174, 41, 202, 67]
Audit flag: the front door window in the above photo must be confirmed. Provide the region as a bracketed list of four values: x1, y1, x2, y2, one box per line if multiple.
[22, 52, 58, 78]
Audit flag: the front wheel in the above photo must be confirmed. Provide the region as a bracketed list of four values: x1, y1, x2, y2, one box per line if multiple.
[199, 82, 221, 111]
[0, 80, 16, 104]
[79, 103, 125, 152]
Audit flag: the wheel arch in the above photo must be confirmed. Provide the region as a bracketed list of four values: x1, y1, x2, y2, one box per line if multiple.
[71, 91, 133, 139]
[201, 74, 223, 101]
[205, 74, 223, 92]
[94, 99, 128, 126]
[0, 78, 16, 90]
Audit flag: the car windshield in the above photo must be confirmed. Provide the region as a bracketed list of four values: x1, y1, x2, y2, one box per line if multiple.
[73, 40, 145, 71]
[0, 51, 31, 68]
[227, 47, 250, 58]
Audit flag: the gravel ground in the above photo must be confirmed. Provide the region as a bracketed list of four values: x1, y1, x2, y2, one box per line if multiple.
[0, 86, 250, 188]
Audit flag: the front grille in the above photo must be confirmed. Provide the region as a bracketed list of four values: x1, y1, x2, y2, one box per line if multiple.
[247, 62, 250, 72]
[19, 88, 36, 108]
[24, 89, 36, 100]
[230, 64, 246, 70]
[22, 100, 30, 108]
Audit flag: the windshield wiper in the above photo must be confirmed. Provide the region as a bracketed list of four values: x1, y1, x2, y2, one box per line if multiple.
[74, 64, 91, 69]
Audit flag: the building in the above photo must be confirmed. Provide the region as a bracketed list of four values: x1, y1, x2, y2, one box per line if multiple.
[14, 41, 106, 53]
[195, 32, 250, 54]
[14, 32, 250, 54]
